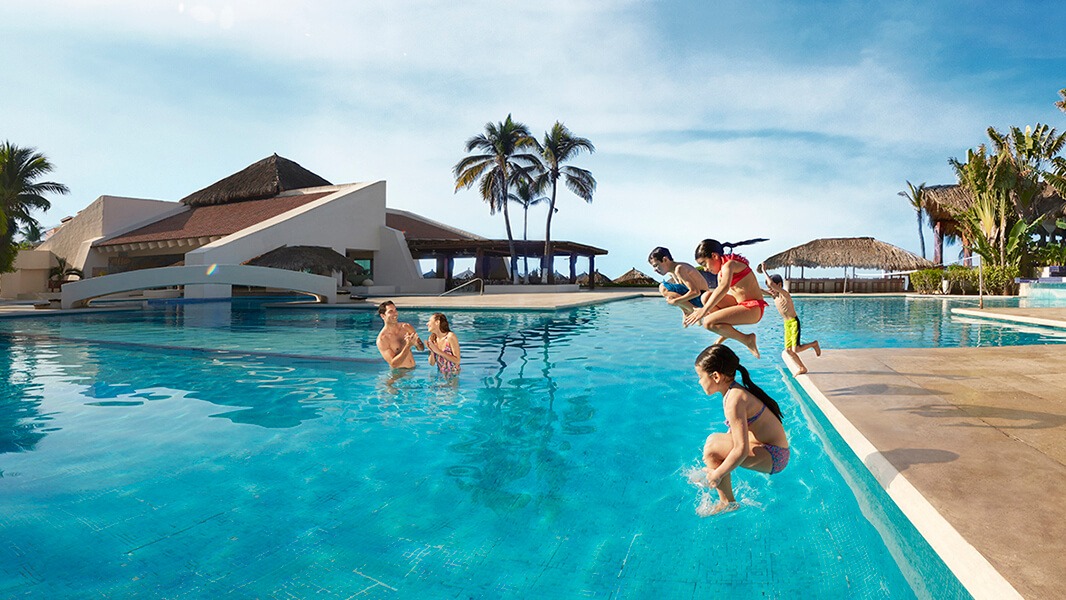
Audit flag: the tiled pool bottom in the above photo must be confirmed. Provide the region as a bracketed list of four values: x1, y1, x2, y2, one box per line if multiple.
[0, 298, 994, 598]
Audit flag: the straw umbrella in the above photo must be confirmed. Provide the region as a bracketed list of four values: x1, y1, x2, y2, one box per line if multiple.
[612, 267, 659, 287]
[763, 237, 934, 292]
[577, 271, 611, 286]
[244, 246, 366, 284]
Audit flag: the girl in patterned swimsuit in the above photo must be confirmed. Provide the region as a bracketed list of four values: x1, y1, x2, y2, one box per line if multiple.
[426, 313, 461, 377]
[683, 238, 769, 358]
[694, 344, 789, 514]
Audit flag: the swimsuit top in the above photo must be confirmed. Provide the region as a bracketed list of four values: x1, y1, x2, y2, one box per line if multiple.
[722, 254, 753, 287]
[724, 382, 766, 428]
[436, 339, 460, 376]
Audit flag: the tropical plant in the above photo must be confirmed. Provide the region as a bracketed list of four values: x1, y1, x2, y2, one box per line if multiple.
[508, 179, 550, 280]
[1057, 88, 1066, 113]
[898, 180, 927, 258]
[453, 115, 540, 284]
[909, 268, 943, 294]
[0, 141, 68, 272]
[1035, 242, 1066, 266]
[533, 122, 595, 284]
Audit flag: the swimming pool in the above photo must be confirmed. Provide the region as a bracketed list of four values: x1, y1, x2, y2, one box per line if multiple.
[2, 296, 1056, 597]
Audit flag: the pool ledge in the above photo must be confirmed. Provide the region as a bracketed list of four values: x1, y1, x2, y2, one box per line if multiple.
[951, 307, 1066, 330]
[797, 346, 1066, 599]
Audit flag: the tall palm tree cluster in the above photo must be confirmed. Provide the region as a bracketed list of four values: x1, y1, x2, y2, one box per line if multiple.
[0, 141, 67, 273]
[453, 115, 596, 284]
[903, 89, 1066, 269]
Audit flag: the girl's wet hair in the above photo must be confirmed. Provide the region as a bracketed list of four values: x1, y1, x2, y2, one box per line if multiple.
[432, 312, 451, 333]
[694, 238, 766, 259]
[694, 344, 783, 421]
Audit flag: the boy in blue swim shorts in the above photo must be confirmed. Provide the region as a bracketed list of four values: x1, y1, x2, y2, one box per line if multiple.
[649, 247, 717, 319]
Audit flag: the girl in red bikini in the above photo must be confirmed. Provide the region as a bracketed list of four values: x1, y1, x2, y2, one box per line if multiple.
[682, 238, 768, 358]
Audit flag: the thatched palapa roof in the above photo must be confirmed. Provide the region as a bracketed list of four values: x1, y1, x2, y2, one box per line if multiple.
[763, 237, 934, 271]
[924, 183, 1066, 236]
[245, 246, 366, 280]
[612, 268, 658, 286]
[577, 271, 611, 285]
[181, 154, 333, 206]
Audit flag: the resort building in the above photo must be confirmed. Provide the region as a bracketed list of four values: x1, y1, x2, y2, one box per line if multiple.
[3, 155, 602, 303]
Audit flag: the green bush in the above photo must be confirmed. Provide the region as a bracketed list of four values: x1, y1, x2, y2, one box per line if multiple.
[944, 265, 978, 294]
[981, 264, 1019, 295]
[909, 268, 943, 294]
[1035, 243, 1066, 266]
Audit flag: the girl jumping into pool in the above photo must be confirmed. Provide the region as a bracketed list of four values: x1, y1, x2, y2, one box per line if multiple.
[426, 312, 461, 376]
[694, 344, 789, 514]
[683, 238, 768, 358]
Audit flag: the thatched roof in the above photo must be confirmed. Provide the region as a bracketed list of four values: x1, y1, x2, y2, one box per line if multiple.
[181, 154, 332, 206]
[244, 246, 366, 280]
[924, 183, 1066, 231]
[763, 237, 935, 271]
[577, 271, 612, 285]
[612, 267, 658, 286]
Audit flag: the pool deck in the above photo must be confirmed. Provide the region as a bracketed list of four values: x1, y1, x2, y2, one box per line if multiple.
[796, 305, 1066, 600]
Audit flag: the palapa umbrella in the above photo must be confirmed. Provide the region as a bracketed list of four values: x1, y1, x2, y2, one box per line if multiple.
[577, 271, 612, 286]
[244, 245, 366, 283]
[762, 237, 934, 272]
[612, 267, 659, 287]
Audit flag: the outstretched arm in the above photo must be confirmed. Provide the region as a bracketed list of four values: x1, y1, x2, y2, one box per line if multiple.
[683, 261, 741, 326]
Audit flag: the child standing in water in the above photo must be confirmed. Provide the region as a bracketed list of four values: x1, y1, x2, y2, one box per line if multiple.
[426, 313, 461, 376]
[760, 265, 821, 375]
[694, 344, 789, 514]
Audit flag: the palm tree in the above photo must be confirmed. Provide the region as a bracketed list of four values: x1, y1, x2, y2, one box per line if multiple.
[0, 141, 68, 272]
[453, 115, 540, 284]
[534, 122, 595, 284]
[1057, 88, 1066, 113]
[898, 180, 927, 258]
[508, 179, 550, 280]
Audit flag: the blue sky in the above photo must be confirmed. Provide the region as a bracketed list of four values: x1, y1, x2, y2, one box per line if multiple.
[3, 1, 1064, 277]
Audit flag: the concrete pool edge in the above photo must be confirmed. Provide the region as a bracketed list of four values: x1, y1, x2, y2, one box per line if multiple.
[793, 374, 1023, 600]
[951, 307, 1066, 330]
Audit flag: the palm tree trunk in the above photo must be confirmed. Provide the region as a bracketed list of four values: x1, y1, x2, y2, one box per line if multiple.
[523, 207, 529, 282]
[502, 195, 519, 284]
[916, 210, 926, 259]
[542, 181, 559, 284]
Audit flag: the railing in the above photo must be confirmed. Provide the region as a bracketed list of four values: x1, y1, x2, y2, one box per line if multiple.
[440, 278, 484, 296]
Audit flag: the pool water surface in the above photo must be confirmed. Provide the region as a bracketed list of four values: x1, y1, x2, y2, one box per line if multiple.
[3, 295, 1054, 598]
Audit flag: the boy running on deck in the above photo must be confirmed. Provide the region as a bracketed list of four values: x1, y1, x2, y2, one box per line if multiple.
[760, 265, 821, 375]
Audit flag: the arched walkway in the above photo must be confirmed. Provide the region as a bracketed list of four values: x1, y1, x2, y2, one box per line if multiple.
[61, 265, 337, 309]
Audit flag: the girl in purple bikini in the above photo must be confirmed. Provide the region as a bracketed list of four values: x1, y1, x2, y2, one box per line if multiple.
[426, 313, 461, 377]
[694, 344, 789, 514]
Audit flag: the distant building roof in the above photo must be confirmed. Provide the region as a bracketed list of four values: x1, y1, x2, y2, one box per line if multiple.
[95, 191, 334, 250]
[386, 208, 485, 240]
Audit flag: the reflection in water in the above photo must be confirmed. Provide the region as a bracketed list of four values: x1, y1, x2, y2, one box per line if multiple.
[444, 314, 598, 514]
[0, 336, 51, 454]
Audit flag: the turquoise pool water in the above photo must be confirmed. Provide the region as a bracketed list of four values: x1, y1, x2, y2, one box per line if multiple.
[2, 295, 1058, 598]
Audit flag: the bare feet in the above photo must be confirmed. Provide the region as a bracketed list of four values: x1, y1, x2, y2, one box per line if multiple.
[796, 366, 808, 375]
[697, 496, 741, 517]
[813, 341, 822, 357]
[713, 335, 726, 346]
[745, 333, 760, 359]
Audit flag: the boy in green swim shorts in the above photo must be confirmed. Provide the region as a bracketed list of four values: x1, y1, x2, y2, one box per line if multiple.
[760, 265, 821, 375]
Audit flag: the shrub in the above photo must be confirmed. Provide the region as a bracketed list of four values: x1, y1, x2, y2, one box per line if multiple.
[909, 268, 943, 294]
[981, 264, 1020, 295]
[944, 265, 977, 294]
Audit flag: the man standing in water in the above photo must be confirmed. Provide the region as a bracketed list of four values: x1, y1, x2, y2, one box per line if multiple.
[376, 301, 425, 368]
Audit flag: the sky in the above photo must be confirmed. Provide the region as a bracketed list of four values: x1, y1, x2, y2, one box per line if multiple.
[2, 1, 1065, 278]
